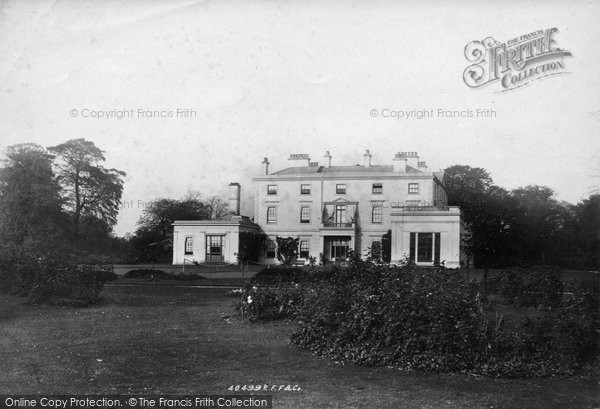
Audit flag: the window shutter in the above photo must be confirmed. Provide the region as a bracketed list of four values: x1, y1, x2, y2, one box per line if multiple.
[434, 233, 441, 265]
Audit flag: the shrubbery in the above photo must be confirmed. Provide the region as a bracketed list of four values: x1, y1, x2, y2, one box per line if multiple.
[235, 284, 305, 322]
[237, 259, 599, 378]
[0, 245, 40, 296]
[0, 250, 117, 306]
[124, 269, 204, 281]
[488, 266, 563, 308]
[251, 265, 340, 286]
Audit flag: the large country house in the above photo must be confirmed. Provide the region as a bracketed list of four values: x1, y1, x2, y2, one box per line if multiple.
[173, 150, 464, 268]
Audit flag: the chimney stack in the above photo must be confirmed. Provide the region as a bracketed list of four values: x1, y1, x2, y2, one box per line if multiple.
[363, 149, 372, 167]
[324, 151, 332, 168]
[228, 183, 241, 216]
[417, 160, 428, 172]
[261, 157, 270, 175]
[393, 152, 407, 172]
[406, 152, 419, 170]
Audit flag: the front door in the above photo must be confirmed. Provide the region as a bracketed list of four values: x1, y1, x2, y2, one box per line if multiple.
[330, 238, 349, 262]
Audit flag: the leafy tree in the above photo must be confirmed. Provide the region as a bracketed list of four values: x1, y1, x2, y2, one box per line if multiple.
[238, 231, 267, 263]
[443, 165, 493, 219]
[185, 191, 230, 220]
[137, 198, 208, 238]
[444, 165, 516, 269]
[48, 139, 125, 239]
[276, 236, 299, 265]
[467, 186, 519, 269]
[573, 194, 600, 268]
[0, 143, 66, 248]
[510, 185, 566, 265]
[131, 197, 208, 262]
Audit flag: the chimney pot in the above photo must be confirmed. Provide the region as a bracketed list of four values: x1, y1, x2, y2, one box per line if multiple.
[324, 150, 332, 168]
[363, 149, 372, 167]
[261, 157, 270, 175]
[228, 183, 241, 216]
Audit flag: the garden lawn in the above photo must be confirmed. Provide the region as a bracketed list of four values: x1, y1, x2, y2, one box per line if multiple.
[0, 285, 598, 409]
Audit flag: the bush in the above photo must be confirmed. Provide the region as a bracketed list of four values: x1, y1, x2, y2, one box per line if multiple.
[238, 258, 599, 377]
[0, 245, 39, 296]
[90, 266, 119, 283]
[123, 269, 204, 281]
[27, 252, 111, 306]
[291, 264, 484, 370]
[251, 265, 339, 286]
[235, 283, 305, 322]
[478, 291, 599, 377]
[491, 267, 563, 308]
[0, 248, 114, 305]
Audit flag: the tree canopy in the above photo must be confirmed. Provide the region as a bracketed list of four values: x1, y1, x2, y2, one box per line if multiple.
[49, 138, 126, 239]
[0, 143, 66, 248]
[128, 195, 231, 263]
[445, 164, 599, 269]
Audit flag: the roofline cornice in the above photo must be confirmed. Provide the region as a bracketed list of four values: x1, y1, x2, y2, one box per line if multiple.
[252, 173, 435, 182]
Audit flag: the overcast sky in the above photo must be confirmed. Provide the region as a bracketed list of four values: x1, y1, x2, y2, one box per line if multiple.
[1, 0, 599, 236]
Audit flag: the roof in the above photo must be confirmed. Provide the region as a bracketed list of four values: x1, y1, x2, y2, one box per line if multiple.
[173, 214, 258, 228]
[269, 164, 420, 176]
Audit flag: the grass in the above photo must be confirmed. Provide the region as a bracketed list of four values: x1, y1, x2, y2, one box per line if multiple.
[0, 285, 598, 409]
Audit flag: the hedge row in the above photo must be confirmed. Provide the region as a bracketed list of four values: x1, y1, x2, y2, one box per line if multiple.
[250, 265, 341, 286]
[124, 269, 204, 281]
[236, 262, 598, 378]
[0, 248, 118, 306]
[486, 266, 564, 307]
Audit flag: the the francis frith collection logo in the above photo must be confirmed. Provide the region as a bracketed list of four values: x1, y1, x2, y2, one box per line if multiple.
[463, 28, 572, 91]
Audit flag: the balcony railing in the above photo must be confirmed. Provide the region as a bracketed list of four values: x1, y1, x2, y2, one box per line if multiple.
[394, 205, 450, 211]
[322, 222, 355, 228]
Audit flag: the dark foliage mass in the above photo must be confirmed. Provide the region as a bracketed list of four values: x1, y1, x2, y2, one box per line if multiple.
[237, 231, 267, 263]
[236, 257, 598, 378]
[487, 266, 564, 308]
[0, 140, 126, 304]
[124, 269, 204, 281]
[444, 165, 600, 269]
[251, 265, 340, 286]
[0, 249, 117, 306]
[127, 194, 230, 263]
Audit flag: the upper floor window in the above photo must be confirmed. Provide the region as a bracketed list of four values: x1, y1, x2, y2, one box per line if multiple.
[372, 205, 382, 223]
[267, 207, 277, 223]
[300, 206, 310, 223]
[336, 184, 346, 194]
[184, 236, 194, 255]
[299, 240, 309, 258]
[408, 183, 419, 194]
[372, 183, 383, 194]
[300, 184, 311, 195]
[267, 185, 277, 195]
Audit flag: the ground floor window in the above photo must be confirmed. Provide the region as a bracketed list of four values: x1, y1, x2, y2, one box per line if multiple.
[299, 240, 309, 258]
[409, 232, 441, 264]
[205, 235, 224, 262]
[184, 236, 194, 255]
[266, 240, 276, 258]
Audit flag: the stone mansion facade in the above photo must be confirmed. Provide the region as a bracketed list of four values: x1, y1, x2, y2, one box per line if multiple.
[173, 150, 464, 268]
